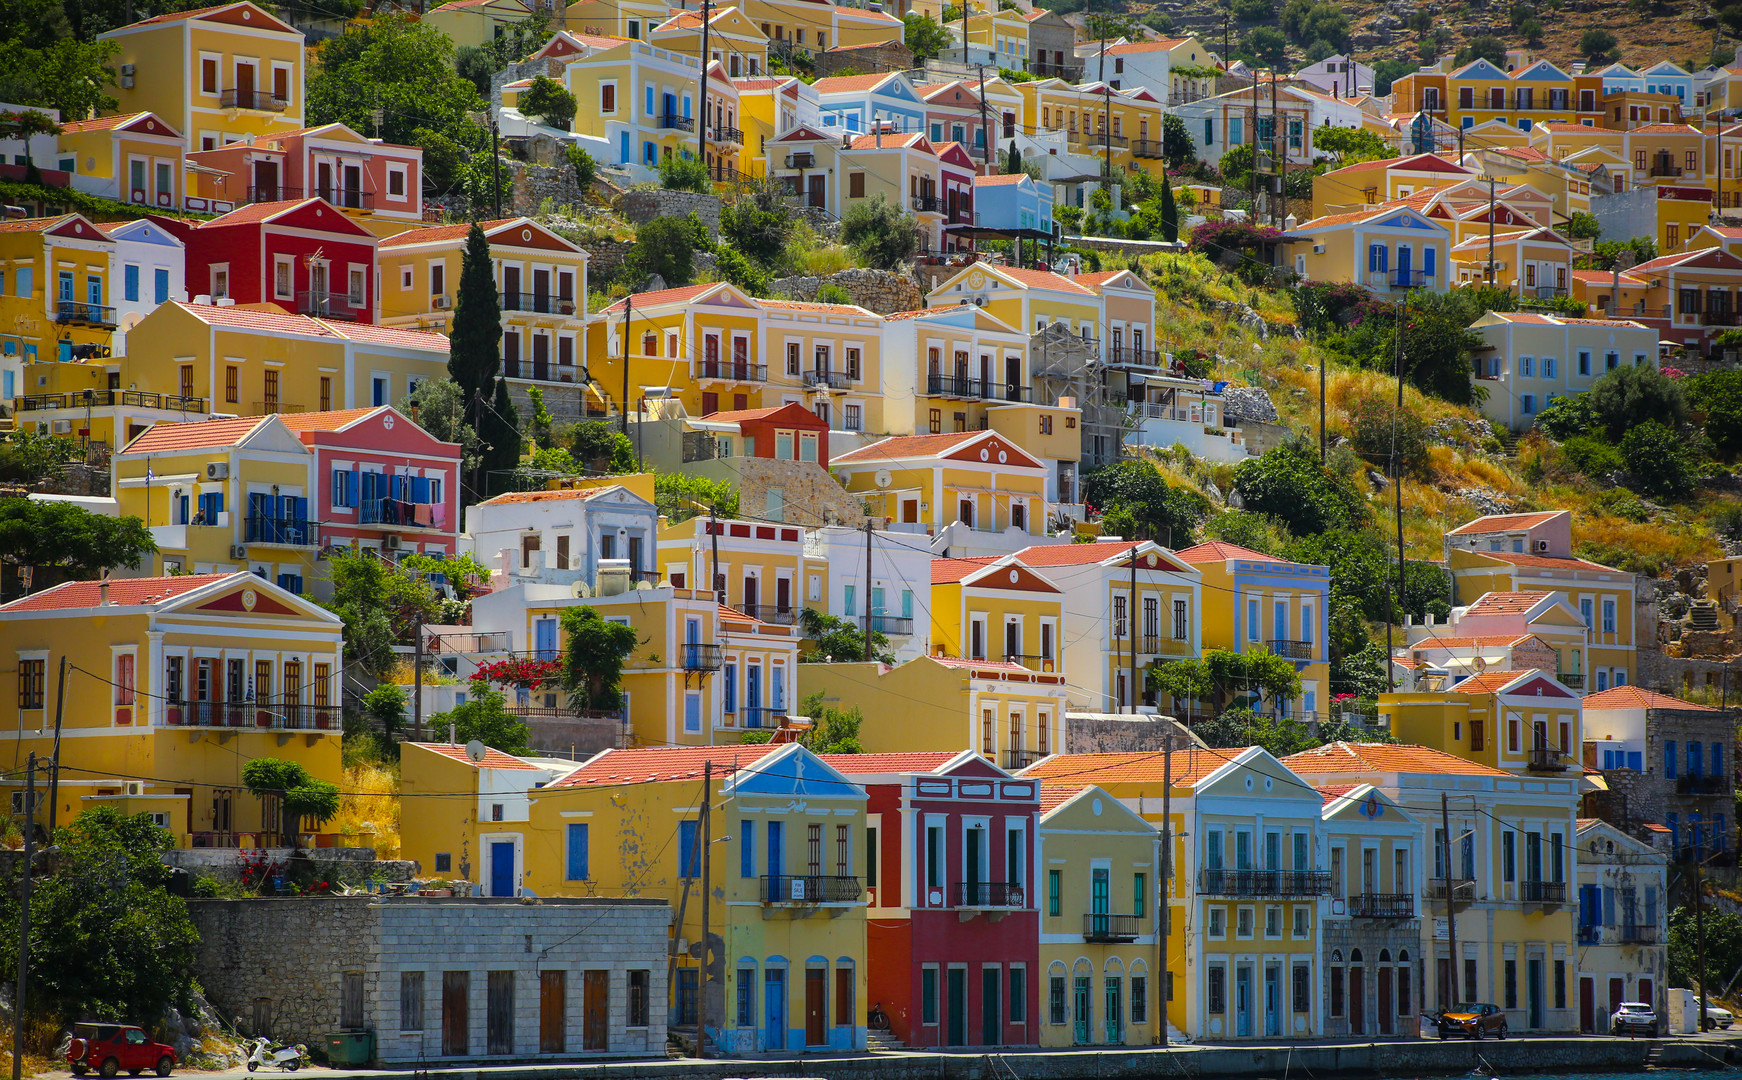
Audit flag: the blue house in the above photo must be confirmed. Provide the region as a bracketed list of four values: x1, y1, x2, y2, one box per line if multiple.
[813, 71, 927, 136]
[970, 172, 1054, 237]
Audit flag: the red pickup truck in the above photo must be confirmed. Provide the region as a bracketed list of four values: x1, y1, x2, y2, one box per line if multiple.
[66, 1023, 177, 1077]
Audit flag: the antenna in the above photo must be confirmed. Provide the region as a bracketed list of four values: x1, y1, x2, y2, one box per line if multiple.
[466, 739, 488, 762]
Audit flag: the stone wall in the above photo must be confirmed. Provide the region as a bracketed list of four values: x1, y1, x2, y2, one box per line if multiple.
[523, 712, 625, 758]
[1063, 712, 1194, 754]
[770, 268, 924, 314]
[165, 848, 417, 885]
[813, 41, 913, 78]
[618, 189, 722, 237]
[510, 161, 588, 218]
[736, 456, 869, 528]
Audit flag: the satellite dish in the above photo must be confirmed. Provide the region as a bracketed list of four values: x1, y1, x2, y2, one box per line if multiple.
[572, 580, 593, 598]
[634, 579, 652, 590]
[465, 740, 488, 762]
[874, 469, 893, 489]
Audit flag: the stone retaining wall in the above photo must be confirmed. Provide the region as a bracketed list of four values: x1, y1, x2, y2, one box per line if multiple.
[618, 189, 722, 236]
[770, 268, 923, 314]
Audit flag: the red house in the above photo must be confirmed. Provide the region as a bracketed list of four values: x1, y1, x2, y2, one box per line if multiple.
[185, 121, 425, 223]
[698, 402, 834, 468]
[279, 405, 462, 558]
[151, 196, 378, 322]
[825, 751, 1041, 1048]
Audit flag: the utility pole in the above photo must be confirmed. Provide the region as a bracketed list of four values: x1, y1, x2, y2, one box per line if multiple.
[619, 294, 633, 436]
[1157, 729, 1172, 1047]
[1486, 175, 1497, 287]
[413, 609, 425, 742]
[709, 505, 721, 604]
[11, 754, 34, 1080]
[1100, 39, 1112, 185]
[1697, 845, 1712, 1031]
[697, 761, 712, 1058]
[1393, 295, 1407, 660]
[975, 64, 993, 176]
[1441, 792, 1461, 1009]
[46, 658, 65, 837]
[1318, 348, 1327, 464]
[697, 0, 712, 170]
[489, 114, 502, 220]
[863, 521, 874, 662]
[1271, 67, 1281, 228]
[1127, 544, 1138, 713]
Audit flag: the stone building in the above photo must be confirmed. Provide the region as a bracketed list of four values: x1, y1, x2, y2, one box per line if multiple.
[189, 896, 671, 1064]
[1581, 685, 1734, 860]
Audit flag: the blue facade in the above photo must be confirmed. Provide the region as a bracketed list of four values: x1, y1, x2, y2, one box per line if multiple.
[818, 74, 928, 136]
[971, 173, 1054, 235]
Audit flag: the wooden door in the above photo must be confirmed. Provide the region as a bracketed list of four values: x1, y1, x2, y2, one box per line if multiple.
[1580, 977, 1595, 1032]
[442, 972, 469, 1056]
[539, 971, 565, 1054]
[582, 970, 609, 1051]
[1609, 977, 1625, 1017]
[487, 971, 514, 1055]
[235, 61, 254, 96]
[1377, 967, 1393, 1035]
[805, 969, 826, 1046]
[1349, 967, 1365, 1035]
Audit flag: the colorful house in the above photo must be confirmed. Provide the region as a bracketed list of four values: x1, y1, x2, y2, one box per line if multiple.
[0, 572, 344, 847]
[1398, 588, 1591, 690]
[1580, 685, 1733, 859]
[1309, 154, 1476, 219]
[1573, 816, 1668, 1030]
[1318, 783, 1425, 1038]
[0, 215, 118, 393]
[1289, 205, 1452, 294]
[878, 305, 1035, 439]
[1379, 667, 1584, 775]
[56, 112, 187, 210]
[829, 751, 1041, 1048]
[466, 485, 660, 582]
[97, 2, 305, 153]
[1468, 311, 1658, 432]
[925, 264, 1106, 357]
[658, 514, 807, 626]
[184, 122, 425, 228]
[560, 38, 705, 172]
[928, 554, 1064, 678]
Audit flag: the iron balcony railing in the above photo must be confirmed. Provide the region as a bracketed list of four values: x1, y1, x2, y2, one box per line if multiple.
[1703, 310, 1739, 326]
[244, 516, 315, 545]
[803, 369, 852, 390]
[55, 300, 117, 327]
[698, 360, 768, 382]
[1348, 893, 1415, 919]
[1131, 139, 1164, 159]
[1521, 879, 1567, 905]
[165, 701, 338, 729]
[500, 359, 578, 383]
[252, 400, 304, 415]
[761, 874, 861, 904]
[1557, 671, 1584, 688]
[1528, 746, 1571, 772]
[296, 291, 362, 320]
[1428, 877, 1476, 906]
[1003, 652, 1057, 672]
[1107, 346, 1164, 367]
[1196, 869, 1331, 897]
[221, 89, 289, 112]
[1027, 61, 1077, 77]
[911, 194, 941, 213]
[1677, 774, 1728, 794]
[1647, 162, 1684, 177]
[681, 643, 724, 671]
[952, 881, 1023, 908]
[247, 185, 302, 203]
[785, 152, 815, 168]
[315, 187, 373, 210]
[1618, 923, 1657, 944]
[707, 163, 749, 184]
[1004, 747, 1046, 770]
[709, 124, 744, 144]
[733, 603, 798, 625]
[867, 614, 914, 635]
[1391, 270, 1435, 288]
[1083, 913, 1142, 942]
[660, 113, 695, 132]
[18, 389, 204, 412]
[740, 705, 785, 729]
[926, 374, 1031, 401]
[501, 292, 578, 315]
[1269, 638, 1314, 660]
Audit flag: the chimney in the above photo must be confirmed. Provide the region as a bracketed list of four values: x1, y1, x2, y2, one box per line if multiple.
[99, 575, 111, 606]
[596, 558, 632, 596]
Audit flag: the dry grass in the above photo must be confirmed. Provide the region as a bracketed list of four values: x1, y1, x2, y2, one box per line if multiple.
[798, 244, 855, 277]
[331, 762, 401, 860]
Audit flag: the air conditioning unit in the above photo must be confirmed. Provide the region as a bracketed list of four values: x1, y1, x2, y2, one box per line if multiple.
[230, 544, 249, 560]
[385, 535, 403, 550]
[125, 781, 144, 796]
[50, 419, 72, 434]
[431, 295, 451, 310]
[207, 462, 229, 480]
[120, 63, 135, 88]
[1535, 539, 1550, 552]
[1312, 243, 1326, 254]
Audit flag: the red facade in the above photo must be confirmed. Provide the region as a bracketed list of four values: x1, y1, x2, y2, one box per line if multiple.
[152, 197, 378, 322]
[702, 402, 834, 469]
[283, 406, 461, 556]
[827, 752, 1041, 1047]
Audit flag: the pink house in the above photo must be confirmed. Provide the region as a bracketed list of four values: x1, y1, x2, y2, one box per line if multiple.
[185, 121, 424, 222]
[936, 140, 978, 247]
[279, 405, 462, 558]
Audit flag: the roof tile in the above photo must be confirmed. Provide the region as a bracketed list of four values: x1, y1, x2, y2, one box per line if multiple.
[119, 415, 272, 455]
[552, 745, 780, 786]
[1019, 748, 1257, 787]
[1582, 685, 1723, 712]
[415, 743, 541, 770]
[1282, 742, 1512, 777]
[0, 573, 238, 612]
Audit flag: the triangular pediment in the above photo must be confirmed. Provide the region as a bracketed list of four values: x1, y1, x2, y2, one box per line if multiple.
[940, 431, 1043, 469]
[728, 743, 867, 799]
[962, 560, 1060, 595]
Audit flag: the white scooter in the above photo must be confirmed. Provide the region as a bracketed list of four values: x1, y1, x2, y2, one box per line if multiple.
[245, 1037, 307, 1072]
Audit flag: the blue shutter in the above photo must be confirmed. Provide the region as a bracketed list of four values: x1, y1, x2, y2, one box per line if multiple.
[1691, 741, 1703, 777]
[679, 820, 699, 877]
[124, 264, 139, 302]
[1627, 751, 1642, 771]
[348, 470, 359, 508]
[724, 663, 736, 712]
[1423, 246, 1437, 277]
[412, 475, 431, 503]
[567, 823, 589, 880]
[740, 820, 755, 878]
[294, 497, 308, 523]
[1665, 740, 1677, 780]
[1715, 742, 1724, 779]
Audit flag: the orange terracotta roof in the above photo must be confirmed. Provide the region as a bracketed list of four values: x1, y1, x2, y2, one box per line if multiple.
[931, 655, 1054, 675]
[167, 301, 335, 336]
[1479, 550, 1618, 572]
[201, 197, 328, 227]
[552, 745, 779, 786]
[931, 556, 997, 583]
[0, 573, 238, 612]
[274, 407, 383, 433]
[476, 487, 615, 506]
[999, 266, 1095, 295]
[1037, 784, 1085, 813]
[758, 299, 871, 314]
[1318, 782, 1360, 805]
[600, 283, 717, 314]
[1464, 591, 1553, 616]
[883, 306, 959, 321]
[1405, 634, 1537, 651]
[1450, 669, 1533, 695]
[60, 112, 169, 134]
[1007, 542, 1183, 569]
[1447, 511, 1564, 535]
[1019, 748, 1254, 787]
[813, 73, 897, 93]
[820, 752, 960, 774]
[119, 415, 271, 455]
[1282, 742, 1511, 777]
[379, 218, 522, 246]
[834, 431, 977, 463]
[1582, 686, 1723, 712]
[846, 132, 925, 150]
[322, 321, 450, 351]
[1173, 541, 1285, 564]
[1105, 38, 1193, 54]
[975, 173, 1029, 186]
[416, 743, 541, 770]
[0, 215, 79, 234]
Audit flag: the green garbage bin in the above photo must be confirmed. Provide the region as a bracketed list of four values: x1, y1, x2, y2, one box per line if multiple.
[325, 1029, 375, 1068]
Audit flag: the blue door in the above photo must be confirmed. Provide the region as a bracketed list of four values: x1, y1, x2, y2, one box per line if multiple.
[764, 969, 786, 1050]
[766, 820, 783, 892]
[1396, 245, 1412, 284]
[535, 618, 558, 661]
[661, 92, 675, 123]
[619, 131, 630, 163]
[490, 841, 515, 897]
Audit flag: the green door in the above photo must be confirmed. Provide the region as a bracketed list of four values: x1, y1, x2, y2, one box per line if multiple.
[1104, 977, 1123, 1044]
[1090, 868, 1110, 938]
[982, 967, 1000, 1045]
[947, 968, 967, 1046]
[1073, 977, 1092, 1045]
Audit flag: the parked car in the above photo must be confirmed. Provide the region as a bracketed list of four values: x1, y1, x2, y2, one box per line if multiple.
[1705, 1004, 1735, 1030]
[66, 1024, 177, 1078]
[1611, 1001, 1659, 1036]
[1432, 1002, 1509, 1039]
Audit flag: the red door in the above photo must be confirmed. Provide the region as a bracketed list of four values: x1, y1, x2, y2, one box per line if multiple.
[1609, 977, 1625, 1016]
[1580, 977, 1595, 1033]
[1350, 968, 1365, 1035]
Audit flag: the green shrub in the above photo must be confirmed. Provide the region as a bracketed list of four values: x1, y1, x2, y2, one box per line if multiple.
[1560, 434, 1625, 478]
[1621, 420, 1700, 498]
[658, 154, 711, 193]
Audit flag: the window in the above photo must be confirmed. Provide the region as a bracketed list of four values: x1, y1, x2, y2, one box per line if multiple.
[1208, 967, 1226, 1014]
[1010, 968, 1027, 1024]
[736, 970, 755, 1027]
[1236, 906, 1254, 938]
[1602, 598, 1616, 633]
[627, 971, 650, 1027]
[400, 971, 424, 1031]
[566, 822, 588, 880]
[201, 57, 218, 94]
[848, 171, 865, 198]
[1292, 964, 1311, 1013]
[679, 819, 699, 877]
[388, 166, 406, 198]
[1047, 869, 1061, 916]
[1504, 958, 1518, 1010]
[1133, 874, 1146, 918]
[1293, 905, 1310, 938]
[18, 658, 45, 710]
[274, 257, 293, 300]
[1132, 976, 1147, 1024]
[1207, 907, 1226, 938]
[924, 968, 941, 1024]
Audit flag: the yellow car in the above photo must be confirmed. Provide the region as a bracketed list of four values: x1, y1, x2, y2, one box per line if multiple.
[1433, 1003, 1509, 1040]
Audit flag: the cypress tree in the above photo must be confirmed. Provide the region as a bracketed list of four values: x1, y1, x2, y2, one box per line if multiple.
[450, 222, 514, 493]
[1160, 173, 1178, 243]
[482, 377, 522, 484]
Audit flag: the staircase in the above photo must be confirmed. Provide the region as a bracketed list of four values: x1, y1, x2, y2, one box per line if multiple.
[1495, 429, 1523, 457]
[866, 1031, 906, 1052]
[1645, 1041, 1664, 1069]
[1690, 600, 1721, 632]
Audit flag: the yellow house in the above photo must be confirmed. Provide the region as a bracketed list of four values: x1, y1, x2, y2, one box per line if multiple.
[1286, 742, 1580, 1032]
[1289, 204, 1453, 295]
[1021, 746, 1330, 1042]
[926, 264, 1103, 359]
[561, 37, 707, 173]
[756, 298, 884, 435]
[1443, 511, 1636, 690]
[833, 429, 1052, 556]
[528, 744, 870, 1051]
[57, 112, 187, 211]
[590, 282, 762, 421]
[115, 300, 451, 418]
[1035, 784, 1162, 1047]
[1310, 153, 1476, 219]
[97, 1, 305, 152]
[423, 0, 548, 53]
[658, 514, 806, 626]
[735, 0, 905, 50]
[1401, 588, 1593, 690]
[649, 5, 769, 79]
[1449, 227, 1575, 294]
[1175, 541, 1333, 724]
[0, 571, 344, 848]
[954, 9, 1031, 71]
[1381, 667, 1585, 775]
[879, 304, 1035, 437]
[796, 655, 1069, 768]
[0, 214, 117, 380]
[929, 554, 1064, 673]
[1014, 80, 1165, 175]
[1318, 782, 1425, 1038]
[13, 354, 208, 453]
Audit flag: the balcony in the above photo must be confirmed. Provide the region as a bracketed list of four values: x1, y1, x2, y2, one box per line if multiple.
[1348, 893, 1415, 919]
[1119, 633, 1190, 658]
[501, 292, 578, 315]
[220, 89, 289, 112]
[247, 185, 301, 203]
[660, 113, 695, 132]
[315, 187, 374, 211]
[1197, 869, 1332, 897]
[785, 152, 816, 168]
[1131, 139, 1164, 159]
[1027, 61, 1077, 78]
[17, 389, 205, 413]
[1557, 671, 1584, 689]
[761, 874, 862, 904]
[296, 290, 362, 320]
[952, 881, 1024, 909]
[501, 359, 579, 383]
[707, 164, 749, 185]
[1520, 879, 1567, 906]
[1703, 310, 1739, 326]
[698, 360, 768, 383]
[164, 701, 339, 730]
[1528, 746, 1570, 772]
[1427, 877, 1476, 909]
[709, 124, 744, 144]
[1004, 747, 1047, 770]
[803, 369, 851, 391]
[1391, 270, 1435, 288]
[252, 400, 305, 415]
[926, 374, 1031, 402]
[681, 643, 724, 671]
[1083, 913, 1142, 942]
[1107, 347, 1163, 367]
[1647, 161, 1684, 177]
[244, 516, 315, 546]
[1618, 923, 1657, 944]
[867, 614, 914, 636]
[55, 300, 117, 328]
[740, 706, 785, 729]
[1002, 652, 1057, 672]
[1677, 774, 1728, 794]
[1268, 638, 1314, 660]
[911, 194, 941, 213]
[733, 603, 798, 625]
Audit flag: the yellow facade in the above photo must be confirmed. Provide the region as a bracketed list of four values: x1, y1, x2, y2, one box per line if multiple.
[834, 429, 1051, 544]
[1310, 154, 1475, 219]
[1290, 205, 1454, 294]
[1035, 785, 1161, 1048]
[1318, 783, 1425, 1039]
[1014, 80, 1164, 175]
[0, 572, 344, 848]
[735, 0, 903, 49]
[422, 0, 542, 54]
[930, 556, 1063, 671]
[1447, 548, 1635, 688]
[97, 1, 305, 152]
[1381, 668, 1585, 775]
[13, 354, 207, 453]
[927, 263, 1101, 345]
[58, 112, 187, 211]
[590, 282, 761, 421]
[657, 515, 807, 625]
[0, 214, 116, 377]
